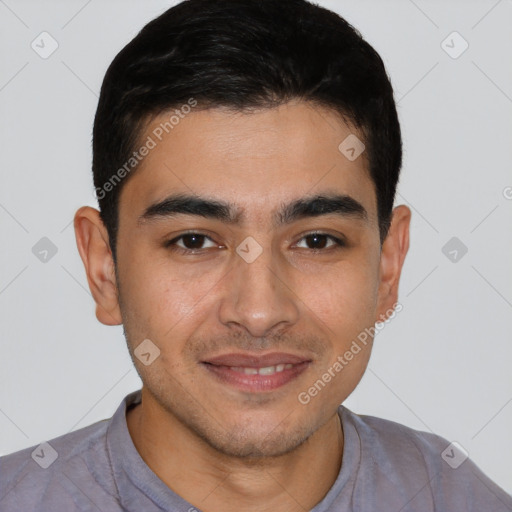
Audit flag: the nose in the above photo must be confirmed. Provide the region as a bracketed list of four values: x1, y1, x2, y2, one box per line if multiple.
[217, 243, 300, 339]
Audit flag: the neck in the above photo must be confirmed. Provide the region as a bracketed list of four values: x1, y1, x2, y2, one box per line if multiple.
[126, 389, 344, 512]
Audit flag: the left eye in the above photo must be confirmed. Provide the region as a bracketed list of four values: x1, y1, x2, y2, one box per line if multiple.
[295, 233, 344, 250]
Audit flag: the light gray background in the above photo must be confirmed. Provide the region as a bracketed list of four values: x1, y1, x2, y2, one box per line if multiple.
[1, 0, 511, 495]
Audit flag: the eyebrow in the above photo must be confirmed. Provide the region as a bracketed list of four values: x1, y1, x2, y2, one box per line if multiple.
[137, 191, 368, 228]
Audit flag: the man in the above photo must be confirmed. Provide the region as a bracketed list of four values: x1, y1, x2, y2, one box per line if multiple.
[1, 0, 511, 510]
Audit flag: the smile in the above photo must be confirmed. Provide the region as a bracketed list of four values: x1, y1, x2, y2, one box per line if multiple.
[229, 364, 294, 375]
[201, 358, 311, 393]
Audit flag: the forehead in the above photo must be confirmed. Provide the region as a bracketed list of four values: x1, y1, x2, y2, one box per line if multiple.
[118, 101, 377, 225]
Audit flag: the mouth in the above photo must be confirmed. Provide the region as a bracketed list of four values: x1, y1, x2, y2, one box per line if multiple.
[201, 352, 312, 392]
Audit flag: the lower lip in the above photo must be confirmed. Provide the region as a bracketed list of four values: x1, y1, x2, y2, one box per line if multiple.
[202, 362, 310, 392]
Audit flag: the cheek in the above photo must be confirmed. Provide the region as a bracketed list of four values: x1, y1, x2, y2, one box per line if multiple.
[303, 258, 380, 335]
[297, 262, 379, 402]
[118, 246, 224, 341]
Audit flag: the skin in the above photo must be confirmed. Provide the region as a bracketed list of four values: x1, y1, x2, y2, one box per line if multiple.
[74, 99, 410, 512]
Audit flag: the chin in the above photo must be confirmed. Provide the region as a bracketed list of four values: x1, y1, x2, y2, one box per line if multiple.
[194, 417, 317, 460]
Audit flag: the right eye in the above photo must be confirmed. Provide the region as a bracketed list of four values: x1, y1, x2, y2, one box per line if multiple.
[164, 232, 220, 253]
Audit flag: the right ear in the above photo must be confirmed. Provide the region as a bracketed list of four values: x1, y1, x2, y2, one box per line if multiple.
[73, 206, 122, 326]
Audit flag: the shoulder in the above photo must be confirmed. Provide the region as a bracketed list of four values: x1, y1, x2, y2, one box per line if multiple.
[0, 416, 110, 476]
[340, 406, 512, 511]
[0, 418, 116, 511]
[343, 407, 452, 467]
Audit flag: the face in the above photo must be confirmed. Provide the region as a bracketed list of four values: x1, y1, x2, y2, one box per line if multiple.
[75, 100, 410, 459]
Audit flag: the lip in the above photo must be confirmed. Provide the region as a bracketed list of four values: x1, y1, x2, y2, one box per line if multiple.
[203, 352, 311, 368]
[201, 352, 312, 393]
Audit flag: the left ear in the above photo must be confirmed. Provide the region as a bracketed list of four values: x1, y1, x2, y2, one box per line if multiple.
[375, 205, 411, 322]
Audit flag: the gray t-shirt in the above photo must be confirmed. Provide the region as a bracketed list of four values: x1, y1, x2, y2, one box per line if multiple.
[1, 389, 511, 511]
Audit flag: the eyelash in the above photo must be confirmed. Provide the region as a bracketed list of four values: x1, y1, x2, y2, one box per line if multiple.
[164, 231, 346, 254]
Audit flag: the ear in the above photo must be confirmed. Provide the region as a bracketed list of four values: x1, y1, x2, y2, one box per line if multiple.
[375, 205, 411, 323]
[73, 206, 122, 326]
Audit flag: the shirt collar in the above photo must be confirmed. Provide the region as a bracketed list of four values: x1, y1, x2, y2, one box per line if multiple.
[106, 389, 359, 511]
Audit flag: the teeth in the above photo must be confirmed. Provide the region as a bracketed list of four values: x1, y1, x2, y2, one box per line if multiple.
[230, 364, 294, 375]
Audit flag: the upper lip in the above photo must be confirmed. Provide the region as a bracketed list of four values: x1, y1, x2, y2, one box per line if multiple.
[202, 352, 312, 368]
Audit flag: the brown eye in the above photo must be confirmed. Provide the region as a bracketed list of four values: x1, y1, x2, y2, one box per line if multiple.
[179, 234, 208, 249]
[295, 233, 345, 250]
[165, 233, 217, 252]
